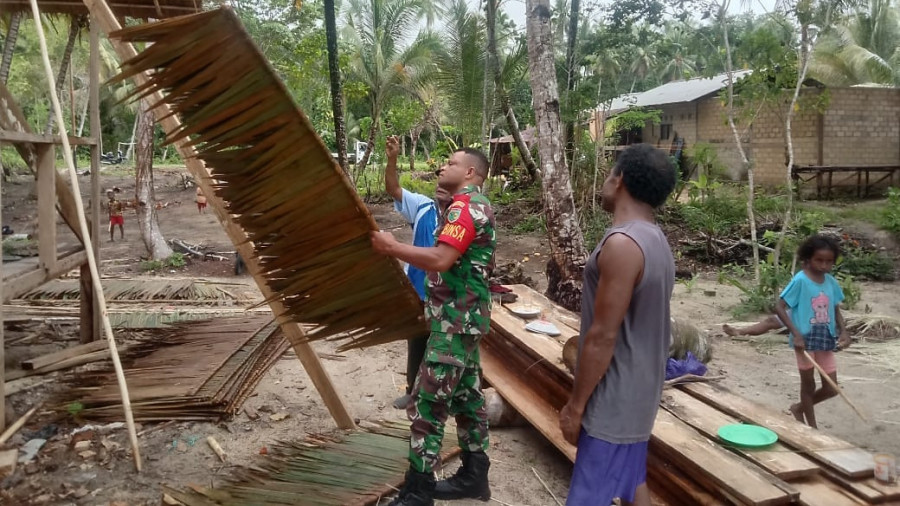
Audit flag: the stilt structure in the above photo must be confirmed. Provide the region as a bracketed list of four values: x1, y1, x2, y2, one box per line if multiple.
[0, 0, 358, 431]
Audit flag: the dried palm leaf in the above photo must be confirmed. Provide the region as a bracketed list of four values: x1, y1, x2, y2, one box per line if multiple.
[110, 8, 426, 351]
[162, 421, 459, 506]
[845, 313, 900, 342]
[57, 317, 288, 421]
[19, 278, 244, 302]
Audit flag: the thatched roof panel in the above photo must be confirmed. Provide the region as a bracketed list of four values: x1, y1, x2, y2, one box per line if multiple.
[111, 8, 427, 350]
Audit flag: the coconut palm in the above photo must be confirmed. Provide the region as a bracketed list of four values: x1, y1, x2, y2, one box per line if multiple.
[434, 0, 485, 148]
[344, 0, 439, 176]
[658, 22, 699, 82]
[1, 12, 23, 84]
[810, 0, 900, 85]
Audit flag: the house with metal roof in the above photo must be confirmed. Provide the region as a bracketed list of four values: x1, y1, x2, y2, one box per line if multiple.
[591, 71, 900, 191]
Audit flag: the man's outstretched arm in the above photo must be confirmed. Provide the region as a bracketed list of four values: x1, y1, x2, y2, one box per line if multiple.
[371, 231, 462, 273]
[385, 136, 403, 202]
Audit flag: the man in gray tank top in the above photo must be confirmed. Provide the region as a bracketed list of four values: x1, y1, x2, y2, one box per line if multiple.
[559, 144, 676, 506]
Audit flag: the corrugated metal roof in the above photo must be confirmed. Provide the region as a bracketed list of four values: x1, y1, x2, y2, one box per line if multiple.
[604, 70, 753, 113]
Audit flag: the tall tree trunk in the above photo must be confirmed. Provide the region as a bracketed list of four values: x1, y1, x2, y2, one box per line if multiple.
[774, 24, 814, 266]
[44, 16, 85, 135]
[486, 0, 538, 179]
[563, 0, 580, 170]
[134, 101, 172, 259]
[1, 12, 22, 84]
[324, 0, 349, 177]
[355, 119, 379, 190]
[526, 0, 587, 312]
[721, 3, 760, 284]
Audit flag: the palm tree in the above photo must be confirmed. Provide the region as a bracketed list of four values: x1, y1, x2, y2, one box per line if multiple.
[434, 0, 485, 148]
[324, 0, 349, 174]
[629, 44, 656, 91]
[344, 0, 439, 177]
[810, 0, 900, 85]
[1, 12, 23, 84]
[658, 22, 698, 82]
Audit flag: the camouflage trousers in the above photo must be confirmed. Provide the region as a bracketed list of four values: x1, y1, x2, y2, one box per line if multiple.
[407, 331, 489, 473]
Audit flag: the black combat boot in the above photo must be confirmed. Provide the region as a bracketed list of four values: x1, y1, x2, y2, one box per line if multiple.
[433, 451, 491, 501]
[388, 468, 436, 506]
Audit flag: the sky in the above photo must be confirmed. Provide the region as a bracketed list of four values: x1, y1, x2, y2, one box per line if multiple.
[467, 0, 781, 29]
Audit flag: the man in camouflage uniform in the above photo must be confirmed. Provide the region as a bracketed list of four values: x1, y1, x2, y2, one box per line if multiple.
[371, 147, 496, 506]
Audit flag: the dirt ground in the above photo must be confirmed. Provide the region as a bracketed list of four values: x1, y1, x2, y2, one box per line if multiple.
[1, 166, 899, 505]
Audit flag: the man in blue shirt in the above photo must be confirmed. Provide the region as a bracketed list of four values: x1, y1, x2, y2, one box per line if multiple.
[385, 135, 451, 409]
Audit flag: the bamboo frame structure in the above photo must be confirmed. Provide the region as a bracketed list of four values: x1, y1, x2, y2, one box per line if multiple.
[0, 18, 102, 431]
[27, 0, 142, 470]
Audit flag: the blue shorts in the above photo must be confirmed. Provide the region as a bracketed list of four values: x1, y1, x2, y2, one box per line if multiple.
[566, 430, 648, 506]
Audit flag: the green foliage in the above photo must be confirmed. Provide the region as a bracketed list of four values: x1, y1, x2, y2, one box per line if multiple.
[837, 245, 895, 281]
[720, 259, 793, 317]
[67, 401, 85, 417]
[140, 259, 164, 272]
[511, 214, 546, 235]
[581, 208, 612, 245]
[882, 187, 900, 235]
[166, 253, 186, 268]
[398, 173, 436, 198]
[836, 273, 861, 310]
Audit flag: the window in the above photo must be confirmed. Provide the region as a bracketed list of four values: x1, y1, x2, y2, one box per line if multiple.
[660, 124, 673, 140]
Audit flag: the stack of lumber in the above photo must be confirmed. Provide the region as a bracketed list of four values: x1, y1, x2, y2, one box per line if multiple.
[161, 421, 460, 505]
[59, 316, 289, 421]
[483, 284, 896, 506]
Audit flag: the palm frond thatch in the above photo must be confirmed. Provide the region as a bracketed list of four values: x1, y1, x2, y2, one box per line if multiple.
[162, 420, 459, 505]
[19, 278, 243, 302]
[109, 8, 426, 351]
[0, 0, 202, 19]
[58, 317, 288, 421]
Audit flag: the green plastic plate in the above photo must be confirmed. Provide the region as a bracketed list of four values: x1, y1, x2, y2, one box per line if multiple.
[717, 424, 778, 448]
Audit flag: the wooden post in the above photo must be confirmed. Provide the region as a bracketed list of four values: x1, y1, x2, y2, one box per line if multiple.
[816, 112, 824, 166]
[1, 153, 5, 430]
[82, 2, 355, 429]
[36, 144, 57, 273]
[81, 19, 103, 343]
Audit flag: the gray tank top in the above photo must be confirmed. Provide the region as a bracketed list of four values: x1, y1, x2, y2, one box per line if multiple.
[578, 220, 674, 443]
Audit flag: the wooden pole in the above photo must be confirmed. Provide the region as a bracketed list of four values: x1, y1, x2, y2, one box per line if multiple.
[36, 145, 57, 273]
[81, 1, 354, 429]
[87, 19, 102, 342]
[28, 0, 142, 471]
[0, 146, 4, 430]
[802, 350, 869, 422]
[0, 405, 38, 445]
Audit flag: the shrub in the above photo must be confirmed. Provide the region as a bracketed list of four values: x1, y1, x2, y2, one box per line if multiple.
[837, 246, 895, 281]
[881, 187, 900, 236]
[511, 214, 545, 235]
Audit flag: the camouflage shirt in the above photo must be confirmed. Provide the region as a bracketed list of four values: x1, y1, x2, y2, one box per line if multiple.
[424, 185, 496, 335]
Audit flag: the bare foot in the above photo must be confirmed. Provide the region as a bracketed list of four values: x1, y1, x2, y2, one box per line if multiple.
[722, 324, 741, 337]
[789, 403, 804, 423]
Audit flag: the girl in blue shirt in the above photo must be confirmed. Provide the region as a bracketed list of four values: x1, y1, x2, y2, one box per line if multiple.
[774, 235, 852, 429]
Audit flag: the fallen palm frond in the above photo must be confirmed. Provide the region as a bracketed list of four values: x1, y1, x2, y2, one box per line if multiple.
[845, 313, 900, 342]
[19, 278, 245, 303]
[110, 8, 425, 351]
[57, 317, 288, 421]
[162, 421, 458, 506]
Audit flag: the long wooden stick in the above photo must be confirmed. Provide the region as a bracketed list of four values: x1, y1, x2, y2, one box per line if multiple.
[802, 350, 869, 422]
[0, 405, 39, 445]
[26, 0, 142, 471]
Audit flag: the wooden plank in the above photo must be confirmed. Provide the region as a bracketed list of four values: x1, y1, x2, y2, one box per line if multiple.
[81, 1, 355, 430]
[502, 284, 581, 332]
[36, 145, 57, 273]
[0, 84, 85, 244]
[490, 306, 572, 375]
[660, 389, 820, 480]
[794, 476, 867, 506]
[89, 20, 102, 343]
[3, 248, 87, 302]
[647, 453, 726, 506]
[4, 348, 110, 381]
[0, 450, 16, 478]
[823, 468, 900, 504]
[682, 382, 875, 478]
[651, 410, 796, 506]
[480, 338, 576, 462]
[0, 130, 96, 145]
[21, 340, 107, 370]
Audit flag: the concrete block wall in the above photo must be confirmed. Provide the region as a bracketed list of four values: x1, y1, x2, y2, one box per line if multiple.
[822, 88, 900, 167]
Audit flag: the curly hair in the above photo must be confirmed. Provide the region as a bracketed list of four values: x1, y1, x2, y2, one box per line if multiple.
[612, 144, 676, 208]
[797, 234, 841, 262]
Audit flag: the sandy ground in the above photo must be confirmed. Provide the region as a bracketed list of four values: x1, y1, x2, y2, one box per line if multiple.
[1, 166, 899, 505]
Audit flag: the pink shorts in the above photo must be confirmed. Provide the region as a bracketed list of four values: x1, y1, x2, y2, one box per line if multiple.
[795, 349, 837, 374]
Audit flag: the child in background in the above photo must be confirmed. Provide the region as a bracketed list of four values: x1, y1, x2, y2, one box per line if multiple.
[196, 186, 208, 214]
[774, 235, 851, 428]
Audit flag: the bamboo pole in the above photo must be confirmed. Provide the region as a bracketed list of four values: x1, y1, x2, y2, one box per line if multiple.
[26, 0, 142, 472]
[0, 405, 38, 445]
[802, 350, 869, 422]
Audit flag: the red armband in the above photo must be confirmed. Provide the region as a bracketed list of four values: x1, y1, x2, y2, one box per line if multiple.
[438, 196, 475, 253]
